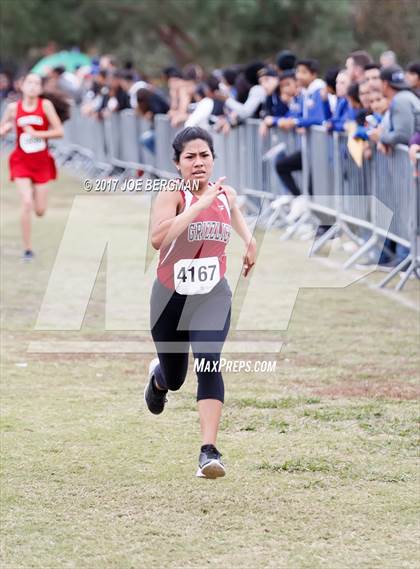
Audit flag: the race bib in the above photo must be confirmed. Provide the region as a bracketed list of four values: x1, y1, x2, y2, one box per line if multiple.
[174, 256, 220, 295]
[19, 132, 46, 154]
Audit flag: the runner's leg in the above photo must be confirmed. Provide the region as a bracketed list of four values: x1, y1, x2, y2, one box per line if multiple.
[189, 282, 231, 446]
[150, 280, 190, 392]
[15, 178, 34, 250]
[33, 183, 50, 216]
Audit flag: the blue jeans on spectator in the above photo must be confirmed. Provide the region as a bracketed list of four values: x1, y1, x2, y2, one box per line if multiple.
[395, 243, 410, 263]
[140, 129, 155, 154]
[350, 230, 409, 266]
[379, 238, 410, 264]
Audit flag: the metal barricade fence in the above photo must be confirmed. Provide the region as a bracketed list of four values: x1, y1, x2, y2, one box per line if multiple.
[119, 110, 141, 163]
[211, 124, 246, 188]
[376, 151, 420, 290]
[104, 112, 122, 164]
[84, 113, 107, 165]
[52, 104, 112, 175]
[310, 129, 383, 261]
[307, 126, 336, 214]
[8, 103, 416, 290]
[137, 115, 155, 169]
[373, 145, 412, 246]
[154, 114, 179, 177]
[337, 132, 372, 229]
[242, 126, 303, 227]
[266, 127, 302, 194]
[307, 128, 373, 229]
[103, 111, 151, 176]
[244, 120, 265, 191]
[210, 129, 228, 181]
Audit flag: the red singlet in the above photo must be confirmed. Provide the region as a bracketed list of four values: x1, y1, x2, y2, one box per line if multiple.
[157, 183, 232, 294]
[9, 98, 57, 184]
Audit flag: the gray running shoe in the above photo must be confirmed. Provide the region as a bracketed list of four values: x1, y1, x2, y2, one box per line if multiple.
[196, 444, 226, 479]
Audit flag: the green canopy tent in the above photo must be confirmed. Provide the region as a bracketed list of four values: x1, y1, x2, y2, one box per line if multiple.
[31, 51, 91, 75]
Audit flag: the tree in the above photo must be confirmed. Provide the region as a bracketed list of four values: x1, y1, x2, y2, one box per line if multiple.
[0, 0, 418, 75]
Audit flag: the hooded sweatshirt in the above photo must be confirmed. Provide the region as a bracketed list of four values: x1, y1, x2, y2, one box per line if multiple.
[380, 89, 420, 146]
[291, 78, 327, 128]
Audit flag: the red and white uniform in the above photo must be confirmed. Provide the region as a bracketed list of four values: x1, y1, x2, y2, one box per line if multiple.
[157, 183, 232, 294]
[9, 98, 57, 184]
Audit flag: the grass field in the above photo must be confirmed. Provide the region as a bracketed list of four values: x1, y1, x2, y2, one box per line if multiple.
[1, 157, 419, 569]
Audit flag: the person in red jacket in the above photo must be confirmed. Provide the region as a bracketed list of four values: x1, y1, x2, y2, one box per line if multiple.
[145, 126, 257, 479]
[0, 73, 64, 261]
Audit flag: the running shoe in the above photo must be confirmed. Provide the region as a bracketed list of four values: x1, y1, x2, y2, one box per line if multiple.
[196, 444, 226, 479]
[286, 195, 309, 223]
[143, 357, 168, 415]
[22, 249, 34, 262]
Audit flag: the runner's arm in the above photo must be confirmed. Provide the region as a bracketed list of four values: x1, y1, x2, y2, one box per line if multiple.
[224, 185, 257, 277]
[151, 178, 226, 250]
[224, 185, 255, 245]
[23, 99, 64, 139]
[0, 102, 16, 136]
[151, 189, 203, 250]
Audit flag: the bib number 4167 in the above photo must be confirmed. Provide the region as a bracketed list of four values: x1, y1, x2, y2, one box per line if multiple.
[174, 256, 220, 294]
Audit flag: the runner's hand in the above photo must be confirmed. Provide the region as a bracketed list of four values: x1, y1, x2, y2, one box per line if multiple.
[195, 176, 226, 210]
[0, 121, 13, 137]
[242, 237, 257, 277]
[23, 126, 37, 135]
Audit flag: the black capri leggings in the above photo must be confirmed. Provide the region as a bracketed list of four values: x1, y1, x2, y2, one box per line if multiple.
[150, 277, 232, 403]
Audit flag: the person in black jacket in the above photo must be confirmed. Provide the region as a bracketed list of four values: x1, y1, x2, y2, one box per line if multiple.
[258, 68, 297, 137]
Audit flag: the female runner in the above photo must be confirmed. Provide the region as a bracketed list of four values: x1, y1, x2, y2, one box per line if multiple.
[0, 73, 64, 261]
[145, 126, 257, 479]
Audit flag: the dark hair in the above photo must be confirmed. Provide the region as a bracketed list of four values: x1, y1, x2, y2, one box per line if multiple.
[183, 63, 202, 81]
[136, 87, 169, 116]
[234, 72, 251, 103]
[163, 66, 183, 79]
[347, 82, 360, 104]
[136, 88, 153, 114]
[172, 127, 215, 162]
[324, 67, 340, 92]
[349, 50, 373, 68]
[195, 83, 207, 99]
[244, 61, 265, 86]
[407, 61, 420, 76]
[41, 91, 71, 122]
[364, 63, 380, 71]
[222, 66, 240, 86]
[52, 66, 65, 75]
[279, 69, 296, 81]
[297, 59, 319, 74]
[257, 66, 278, 79]
[276, 50, 297, 71]
[206, 74, 220, 92]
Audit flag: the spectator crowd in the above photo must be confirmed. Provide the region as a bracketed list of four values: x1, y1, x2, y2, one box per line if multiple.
[1, 48, 419, 270]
